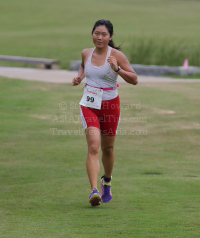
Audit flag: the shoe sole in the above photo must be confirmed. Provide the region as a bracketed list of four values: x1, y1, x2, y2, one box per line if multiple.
[89, 193, 101, 206]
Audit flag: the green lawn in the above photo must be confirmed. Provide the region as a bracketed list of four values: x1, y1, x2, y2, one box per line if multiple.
[0, 0, 200, 68]
[1, 77, 200, 237]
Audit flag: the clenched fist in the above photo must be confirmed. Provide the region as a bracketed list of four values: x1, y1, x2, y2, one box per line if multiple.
[72, 77, 82, 86]
[107, 56, 118, 71]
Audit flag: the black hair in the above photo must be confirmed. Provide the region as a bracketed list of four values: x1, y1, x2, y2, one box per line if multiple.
[92, 19, 121, 50]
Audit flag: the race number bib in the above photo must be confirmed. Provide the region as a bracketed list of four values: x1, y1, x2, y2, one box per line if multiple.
[79, 85, 103, 110]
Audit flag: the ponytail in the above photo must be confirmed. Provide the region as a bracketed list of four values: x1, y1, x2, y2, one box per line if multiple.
[108, 39, 121, 50]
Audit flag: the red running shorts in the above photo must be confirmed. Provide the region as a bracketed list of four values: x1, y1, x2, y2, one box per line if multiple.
[80, 95, 120, 136]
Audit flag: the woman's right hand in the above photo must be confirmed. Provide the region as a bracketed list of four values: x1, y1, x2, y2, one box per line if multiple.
[72, 77, 82, 86]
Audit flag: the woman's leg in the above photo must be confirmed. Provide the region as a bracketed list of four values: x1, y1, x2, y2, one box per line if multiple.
[101, 134, 116, 178]
[85, 126, 101, 190]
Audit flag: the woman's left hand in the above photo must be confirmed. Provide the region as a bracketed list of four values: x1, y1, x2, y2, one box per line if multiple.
[107, 56, 118, 71]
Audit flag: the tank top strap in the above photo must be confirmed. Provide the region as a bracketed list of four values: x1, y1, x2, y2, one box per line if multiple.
[88, 48, 96, 63]
[106, 46, 112, 60]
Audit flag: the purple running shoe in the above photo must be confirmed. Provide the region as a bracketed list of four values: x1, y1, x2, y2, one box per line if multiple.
[100, 177, 112, 202]
[89, 189, 101, 206]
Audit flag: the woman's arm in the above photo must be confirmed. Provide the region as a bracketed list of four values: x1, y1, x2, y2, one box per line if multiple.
[72, 50, 86, 86]
[108, 51, 138, 85]
[78, 50, 87, 80]
[77, 65, 85, 81]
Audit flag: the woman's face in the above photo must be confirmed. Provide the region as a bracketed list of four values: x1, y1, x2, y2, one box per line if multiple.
[92, 25, 112, 48]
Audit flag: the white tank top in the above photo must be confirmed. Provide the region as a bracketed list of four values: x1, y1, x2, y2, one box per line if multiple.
[84, 46, 118, 101]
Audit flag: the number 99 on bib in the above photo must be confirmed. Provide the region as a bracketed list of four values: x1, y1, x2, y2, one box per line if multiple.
[79, 85, 103, 109]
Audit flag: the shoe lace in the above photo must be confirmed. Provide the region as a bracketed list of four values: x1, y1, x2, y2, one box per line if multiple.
[93, 189, 100, 195]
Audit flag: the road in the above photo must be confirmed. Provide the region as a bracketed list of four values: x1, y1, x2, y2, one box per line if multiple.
[0, 66, 200, 83]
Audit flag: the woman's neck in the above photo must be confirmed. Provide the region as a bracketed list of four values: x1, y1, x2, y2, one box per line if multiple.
[95, 45, 109, 55]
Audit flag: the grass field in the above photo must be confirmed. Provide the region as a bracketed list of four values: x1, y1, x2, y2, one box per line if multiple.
[0, 0, 200, 68]
[1, 77, 200, 237]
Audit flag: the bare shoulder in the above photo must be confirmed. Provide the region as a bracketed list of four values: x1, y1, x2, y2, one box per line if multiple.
[110, 48, 128, 63]
[82, 48, 93, 58]
[81, 48, 94, 67]
[110, 48, 125, 58]
[111, 47, 134, 72]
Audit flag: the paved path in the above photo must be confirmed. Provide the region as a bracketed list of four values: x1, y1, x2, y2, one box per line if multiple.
[0, 66, 200, 83]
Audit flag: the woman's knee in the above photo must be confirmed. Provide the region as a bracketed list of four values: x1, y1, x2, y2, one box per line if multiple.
[102, 146, 114, 156]
[88, 144, 100, 155]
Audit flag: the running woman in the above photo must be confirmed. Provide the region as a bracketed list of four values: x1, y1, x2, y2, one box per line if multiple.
[72, 19, 138, 206]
